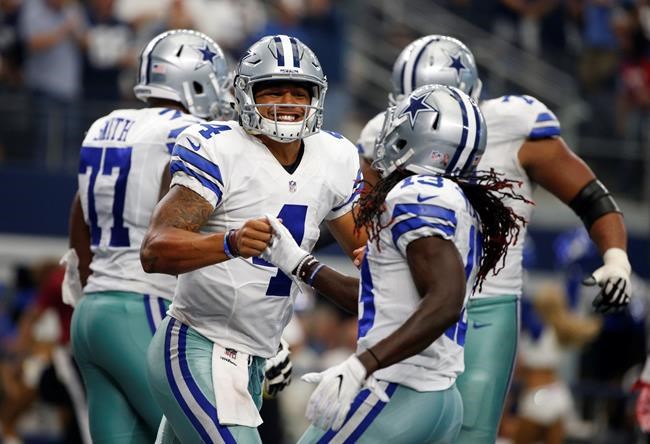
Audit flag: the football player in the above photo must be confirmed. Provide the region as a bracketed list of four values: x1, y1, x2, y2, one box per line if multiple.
[356, 35, 631, 443]
[68, 29, 232, 443]
[260, 84, 525, 443]
[140, 34, 365, 443]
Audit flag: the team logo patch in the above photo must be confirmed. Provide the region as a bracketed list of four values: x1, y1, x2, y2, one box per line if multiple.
[289, 180, 297, 193]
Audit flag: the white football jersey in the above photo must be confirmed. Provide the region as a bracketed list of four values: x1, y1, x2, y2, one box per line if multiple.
[357, 174, 482, 391]
[168, 124, 361, 358]
[475, 95, 560, 298]
[355, 112, 384, 160]
[79, 107, 202, 299]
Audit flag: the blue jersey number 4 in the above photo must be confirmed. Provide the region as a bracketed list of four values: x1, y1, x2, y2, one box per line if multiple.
[79, 146, 132, 247]
[253, 204, 308, 297]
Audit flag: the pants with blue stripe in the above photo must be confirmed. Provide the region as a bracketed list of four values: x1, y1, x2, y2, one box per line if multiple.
[147, 316, 266, 444]
[71, 291, 169, 443]
[455, 295, 519, 443]
[298, 382, 463, 444]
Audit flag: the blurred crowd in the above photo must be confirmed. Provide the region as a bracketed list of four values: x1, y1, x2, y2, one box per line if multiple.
[441, 0, 650, 197]
[0, 0, 347, 171]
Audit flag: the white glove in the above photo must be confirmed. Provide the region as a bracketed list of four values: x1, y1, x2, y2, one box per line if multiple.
[60, 249, 83, 307]
[583, 248, 632, 314]
[261, 214, 310, 276]
[302, 355, 389, 431]
[264, 338, 292, 397]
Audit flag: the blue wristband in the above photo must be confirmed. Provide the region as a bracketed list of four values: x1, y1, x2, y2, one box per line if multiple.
[223, 229, 238, 259]
[306, 263, 325, 286]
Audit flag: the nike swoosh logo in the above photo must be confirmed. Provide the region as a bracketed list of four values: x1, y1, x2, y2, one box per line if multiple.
[416, 194, 437, 202]
[335, 375, 343, 395]
[187, 138, 201, 151]
[473, 321, 492, 329]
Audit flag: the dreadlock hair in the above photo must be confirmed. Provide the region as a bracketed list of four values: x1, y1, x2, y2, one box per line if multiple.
[353, 168, 531, 292]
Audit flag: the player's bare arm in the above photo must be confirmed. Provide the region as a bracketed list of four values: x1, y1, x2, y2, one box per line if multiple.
[68, 191, 92, 286]
[326, 210, 368, 259]
[519, 137, 627, 252]
[141, 184, 272, 275]
[357, 236, 465, 374]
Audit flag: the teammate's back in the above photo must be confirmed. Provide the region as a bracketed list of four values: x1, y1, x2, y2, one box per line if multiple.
[79, 107, 201, 298]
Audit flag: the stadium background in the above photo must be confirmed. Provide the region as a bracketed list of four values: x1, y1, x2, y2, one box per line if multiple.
[0, 0, 648, 442]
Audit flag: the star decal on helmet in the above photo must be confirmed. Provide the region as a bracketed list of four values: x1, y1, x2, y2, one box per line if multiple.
[198, 45, 218, 63]
[448, 54, 467, 78]
[398, 92, 438, 128]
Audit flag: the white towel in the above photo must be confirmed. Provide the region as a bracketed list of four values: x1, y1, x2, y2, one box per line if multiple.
[60, 249, 84, 307]
[211, 343, 263, 427]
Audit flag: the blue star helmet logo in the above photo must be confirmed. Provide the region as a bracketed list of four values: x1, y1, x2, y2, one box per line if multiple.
[398, 92, 438, 128]
[448, 54, 466, 78]
[198, 45, 218, 63]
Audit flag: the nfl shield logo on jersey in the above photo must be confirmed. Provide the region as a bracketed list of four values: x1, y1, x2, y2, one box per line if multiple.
[289, 180, 297, 193]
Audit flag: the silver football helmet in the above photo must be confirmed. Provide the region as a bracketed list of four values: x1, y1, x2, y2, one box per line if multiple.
[134, 29, 233, 119]
[390, 35, 482, 104]
[374, 84, 486, 179]
[234, 34, 327, 143]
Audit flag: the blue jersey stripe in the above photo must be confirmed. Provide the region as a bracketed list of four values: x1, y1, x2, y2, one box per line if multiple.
[170, 160, 223, 205]
[344, 383, 399, 443]
[535, 112, 557, 123]
[172, 145, 223, 186]
[392, 217, 455, 248]
[445, 88, 469, 174]
[332, 169, 362, 212]
[274, 36, 285, 66]
[529, 126, 560, 139]
[464, 225, 476, 280]
[289, 37, 300, 68]
[164, 320, 213, 444]
[392, 203, 457, 226]
[357, 255, 376, 339]
[178, 323, 237, 443]
[317, 389, 372, 443]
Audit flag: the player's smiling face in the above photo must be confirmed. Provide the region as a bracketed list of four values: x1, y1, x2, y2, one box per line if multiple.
[253, 82, 311, 122]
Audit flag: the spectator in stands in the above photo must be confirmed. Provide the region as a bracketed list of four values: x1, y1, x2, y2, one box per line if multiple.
[15, 263, 90, 444]
[18, 0, 86, 171]
[187, 0, 266, 59]
[81, 0, 134, 105]
[0, 0, 24, 88]
[613, 1, 650, 197]
[302, 0, 348, 132]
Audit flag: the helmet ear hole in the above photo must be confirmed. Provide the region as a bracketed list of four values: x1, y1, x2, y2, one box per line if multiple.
[395, 139, 407, 151]
[193, 81, 204, 94]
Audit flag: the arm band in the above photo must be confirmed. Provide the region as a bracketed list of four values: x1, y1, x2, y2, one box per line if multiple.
[223, 229, 239, 259]
[568, 179, 621, 230]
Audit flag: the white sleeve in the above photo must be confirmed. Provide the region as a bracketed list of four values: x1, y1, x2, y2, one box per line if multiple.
[492, 95, 561, 141]
[326, 143, 363, 221]
[170, 123, 232, 209]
